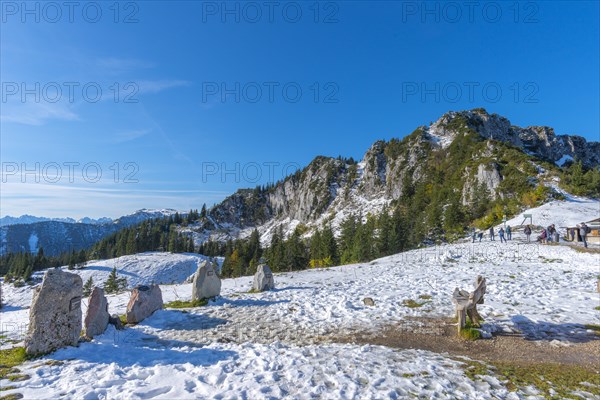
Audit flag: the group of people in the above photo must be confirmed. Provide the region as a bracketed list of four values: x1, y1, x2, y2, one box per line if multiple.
[471, 222, 591, 248]
[471, 225, 512, 243]
[538, 224, 559, 244]
[572, 222, 591, 248]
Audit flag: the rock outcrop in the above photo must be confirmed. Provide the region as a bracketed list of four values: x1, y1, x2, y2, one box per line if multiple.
[84, 287, 109, 338]
[25, 269, 83, 355]
[125, 284, 163, 324]
[192, 259, 221, 300]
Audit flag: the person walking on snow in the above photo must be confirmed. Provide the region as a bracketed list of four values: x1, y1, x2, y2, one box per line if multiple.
[546, 225, 554, 243]
[524, 225, 532, 242]
[498, 228, 506, 243]
[472, 228, 477, 243]
[478, 231, 483, 242]
[506, 225, 512, 240]
[489, 226, 495, 241]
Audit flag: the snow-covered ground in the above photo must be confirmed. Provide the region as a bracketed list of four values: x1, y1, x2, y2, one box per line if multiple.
[1, 240, 599, 398]
[0, 198, 599, 399]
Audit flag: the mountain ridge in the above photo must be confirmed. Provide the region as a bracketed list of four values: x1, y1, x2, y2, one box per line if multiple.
[195, 108, 599, 244]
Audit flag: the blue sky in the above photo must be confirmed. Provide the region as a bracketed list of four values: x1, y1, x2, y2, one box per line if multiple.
[1, 1, 598, 218]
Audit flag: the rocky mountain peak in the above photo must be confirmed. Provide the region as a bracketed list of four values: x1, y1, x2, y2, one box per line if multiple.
[425, 109, 599, 167]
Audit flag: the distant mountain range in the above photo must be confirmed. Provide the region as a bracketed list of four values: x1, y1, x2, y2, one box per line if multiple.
[0, 215, 112, 227]
[0, 209, 180, 256]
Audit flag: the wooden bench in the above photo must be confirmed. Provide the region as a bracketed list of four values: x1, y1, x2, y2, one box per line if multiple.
[452, 275, 486, 333]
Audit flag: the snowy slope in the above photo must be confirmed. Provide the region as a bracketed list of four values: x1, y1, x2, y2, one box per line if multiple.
[503, 196, 599, 229]
[1, 240, 599, 398]
[75, 252, 222, 289]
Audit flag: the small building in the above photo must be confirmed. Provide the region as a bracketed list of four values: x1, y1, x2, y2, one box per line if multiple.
[586, 218, 600, 244]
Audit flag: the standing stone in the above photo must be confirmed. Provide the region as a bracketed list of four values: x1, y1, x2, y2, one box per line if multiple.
[84, 287, 109, 338]
[252, 264, 275, 292]
[192, 259, 221, 301]
[125, 284, 163, 324]
[25, 269, 83, 355]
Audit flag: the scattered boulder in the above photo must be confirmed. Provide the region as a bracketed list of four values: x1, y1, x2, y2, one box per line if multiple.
[252, 264, 275, 292]
[125, 284, 163, 324]
[363, 297, 375, 306]
[25, 269, 83, 355]
[192, 259, 221, 300]
[84, 287, 109, 338]
[108, 314, 124, 330]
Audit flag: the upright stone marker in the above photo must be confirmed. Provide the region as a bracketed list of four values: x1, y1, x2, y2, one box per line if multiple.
[84, 287, 110, 338]
[192, 259, 221, 300]
[252, 264, 275, 292]
[126, 284, 163, 324]
[25, 269, 83, 355]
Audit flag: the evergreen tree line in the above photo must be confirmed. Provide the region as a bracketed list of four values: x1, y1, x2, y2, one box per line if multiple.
[0, 248, 88, 283]
[201, 202, 440, 279]
[560, 160, 600, 198]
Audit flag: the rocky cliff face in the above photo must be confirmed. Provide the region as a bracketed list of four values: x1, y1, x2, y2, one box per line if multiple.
[200, 109, 598, 243]
[427, 109, 600, 167]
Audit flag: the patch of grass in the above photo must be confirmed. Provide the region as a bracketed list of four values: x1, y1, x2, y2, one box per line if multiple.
[119, 314, 128, 325]
[509, 275, 516, 279]
[458, 320, 482, 341]
[594, 306, 600, 311]
[495, 362, 600, 398]
[43, 360, 64, 367]
[164, 299, 208, 309]
[7, 374, 29, 382]
[585, 324, 600, 335]
[459, 327, 481, 340]
[0, 386, 17, 392]
[402, 299, 426, 308]
[571, 246, 600, 254]
[0, 347, 30, 379]
[418, 294, 432, 300]
[401, 373, 415, 378]
[458, 359, 600, 398]
[0, 393, 24, 400]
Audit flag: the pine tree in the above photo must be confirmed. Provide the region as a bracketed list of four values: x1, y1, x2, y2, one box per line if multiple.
[320, 224, 338, 264]
[104, 267, 126, 294]
[200, 204, 207, 218]
[83, 276, 94, 296]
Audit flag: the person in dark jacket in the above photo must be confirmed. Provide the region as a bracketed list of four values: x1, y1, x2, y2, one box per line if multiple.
[506, 225, 512, 240]
[477, 232, 484, 242]
[524, 225, 532, 242]
[546, 225, 554, 242]
[498, 227, 506, 243]
[580, 223, 589, 248]
[489, 227, 495, 241]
